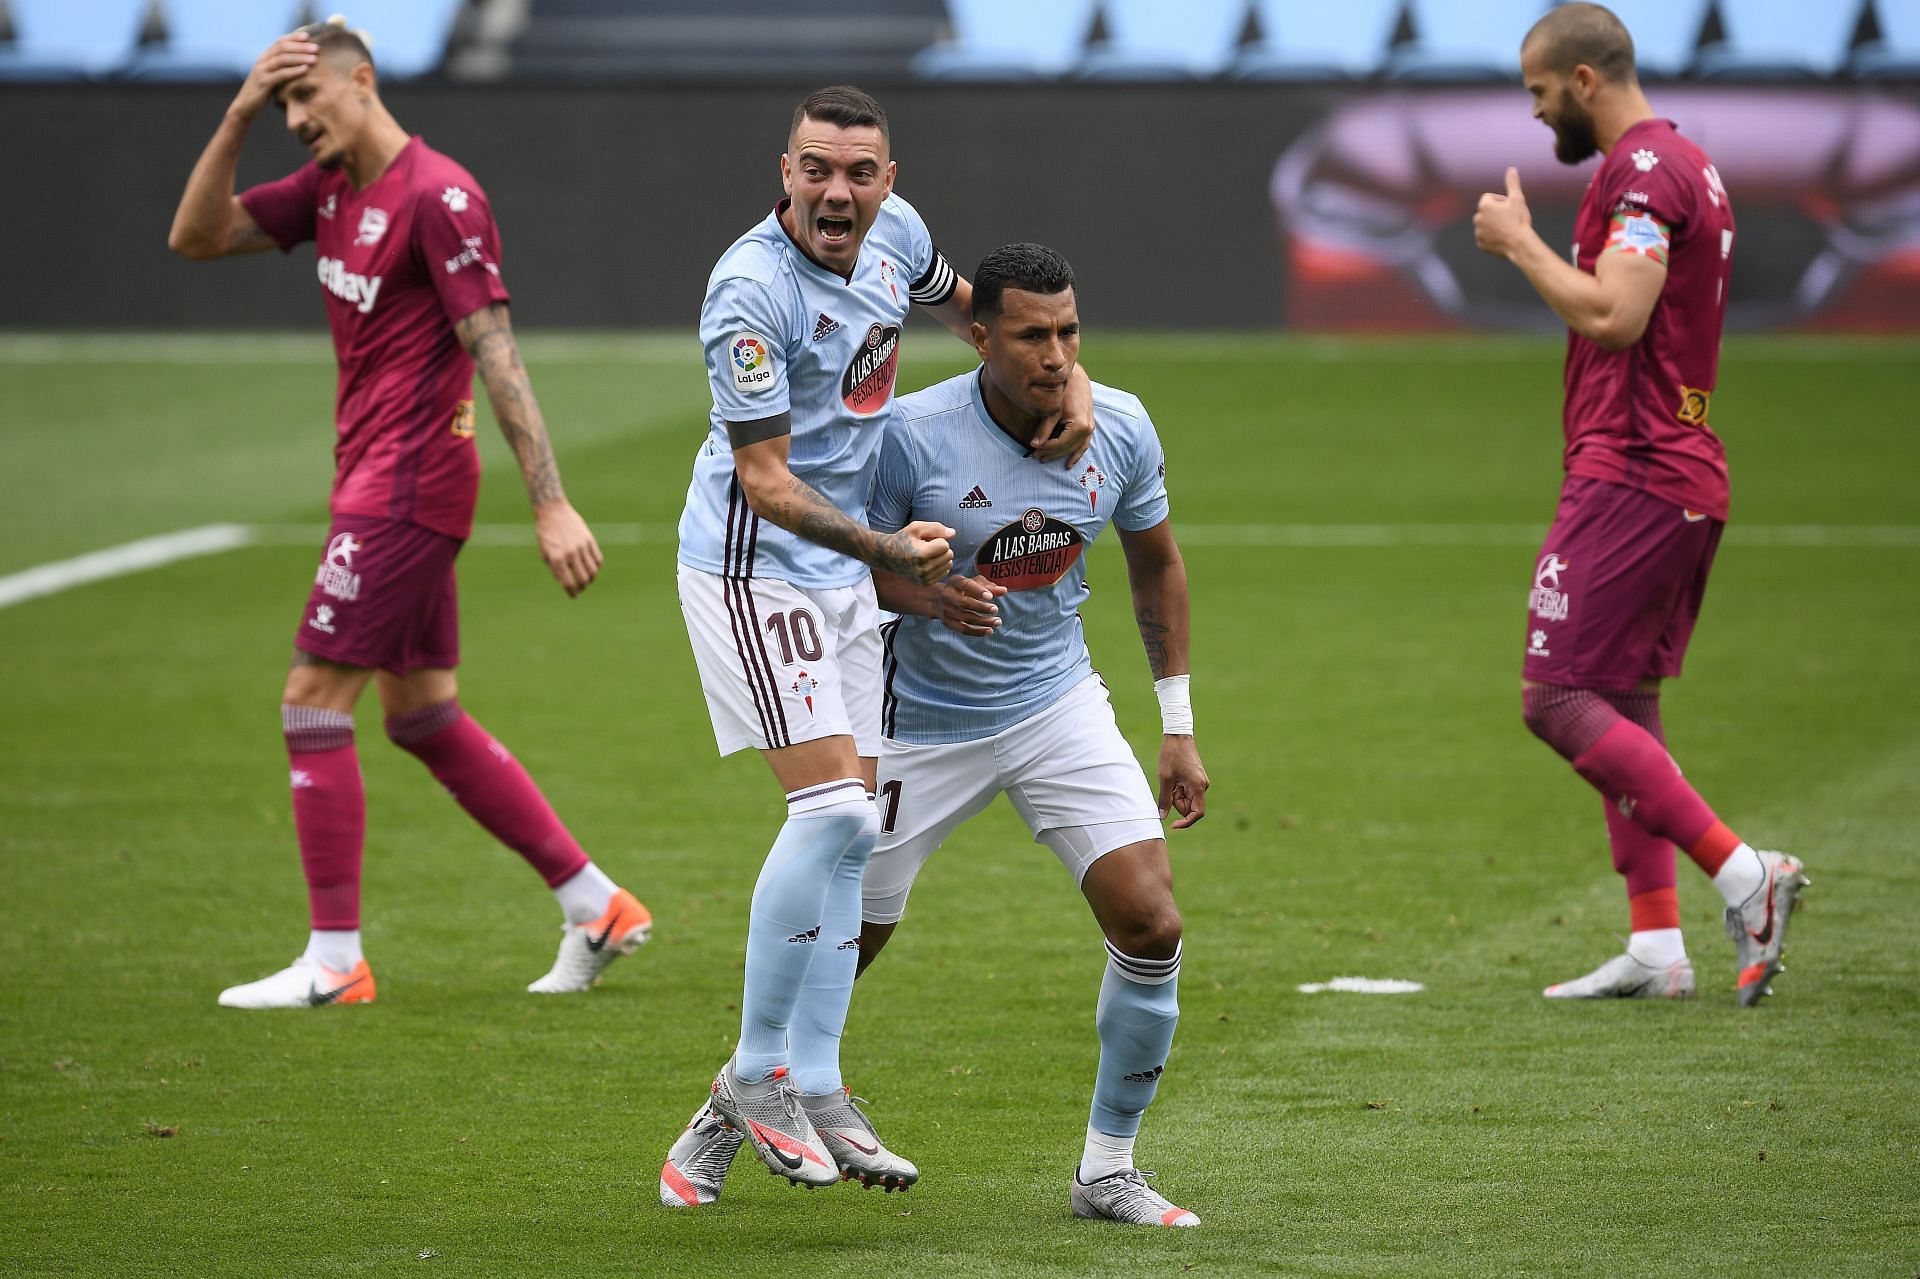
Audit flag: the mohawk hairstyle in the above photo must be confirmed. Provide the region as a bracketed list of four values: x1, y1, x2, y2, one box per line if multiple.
[790, 85, 889, 144]
[1523, 2, 1636, 83]
[971, 243, 1075, 321]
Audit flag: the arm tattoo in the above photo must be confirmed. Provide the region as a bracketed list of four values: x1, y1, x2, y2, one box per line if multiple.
[225, 219, 277, 254]
[771, 473, 927, 575]
[456, 305, 564, 505]
[1134, 605, 1172, 680]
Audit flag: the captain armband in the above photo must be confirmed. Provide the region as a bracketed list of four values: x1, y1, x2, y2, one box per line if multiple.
[1154, 675, 1194, 736]
[908, 248, 958, 307]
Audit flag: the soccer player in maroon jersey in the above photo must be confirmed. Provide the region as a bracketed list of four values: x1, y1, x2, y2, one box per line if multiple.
[168, 18, 651, 1008]
[1473, 3, 1806, 1006]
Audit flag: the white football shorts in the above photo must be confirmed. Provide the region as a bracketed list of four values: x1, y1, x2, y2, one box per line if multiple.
[862, 674, 1163, 925]
[677, 563, 882, 757]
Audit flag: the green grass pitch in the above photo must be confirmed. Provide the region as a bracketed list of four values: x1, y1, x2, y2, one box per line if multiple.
[1, 332, 1916, 1277]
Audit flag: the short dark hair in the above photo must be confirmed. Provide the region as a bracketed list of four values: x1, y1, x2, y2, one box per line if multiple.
[295, 15, 375, 72]
[1523, 2, 1636, 83]
[790, 85, 889, 144]
[971, 243, 1075, 321]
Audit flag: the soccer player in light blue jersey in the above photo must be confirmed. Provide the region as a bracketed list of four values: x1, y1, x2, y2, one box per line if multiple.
[662, 89, 1096, 1206]
[859, 243, 1209, 1226]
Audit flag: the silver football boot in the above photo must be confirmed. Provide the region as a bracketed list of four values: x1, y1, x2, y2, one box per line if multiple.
[1727, 851, 1809, 1007]
[705, 1060, 839, 1188]
[797, 1087, 919, 1191]
[659, 1098, 743, 1207]
[1070, 1168, 1199, 1227]
[1543, 952, 1696, 1000]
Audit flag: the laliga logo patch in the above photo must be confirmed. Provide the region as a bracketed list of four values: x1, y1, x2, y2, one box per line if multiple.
[977, 507, 1084, 592]
[840, 323, 900, 416]
[1530, 553, 1570, 623]
[730, 332, 775, 394]
[354, 206, 388, 247]
[449, 399, 477, 439]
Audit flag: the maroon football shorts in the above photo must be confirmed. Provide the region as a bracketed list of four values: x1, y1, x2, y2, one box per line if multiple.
[1522, 476, 1723, 690]
[293, 516, 462, 674]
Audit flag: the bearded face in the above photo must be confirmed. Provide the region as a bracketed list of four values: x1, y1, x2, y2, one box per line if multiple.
[1548, 84, 1601, 165]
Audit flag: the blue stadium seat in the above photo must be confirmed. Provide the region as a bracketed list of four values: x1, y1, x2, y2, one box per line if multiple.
[1583, 0, 1711, 77]
[128, 0, 306, 80]
[1080, 0, 1248, 79]
[362, 0, 466, 79]
[1389, 0, 1551, 79]
[1696, 0, 1865, 77]
[1856, 0, 1920, 77]
[0, 0, 147, 78]
[912, 0, 1097, 78]
[1233, 0, 1401, 78]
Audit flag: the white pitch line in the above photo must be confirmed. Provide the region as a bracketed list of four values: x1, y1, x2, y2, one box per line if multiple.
[6, 521, 1919, 611]
[0, 524, 254, 609]
[1297, 977, 1426, 994]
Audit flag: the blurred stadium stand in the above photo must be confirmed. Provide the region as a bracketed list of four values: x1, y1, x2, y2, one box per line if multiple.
[127, 0, 305, 80]
[507, 0, 948, 79]
[1077, 0, 1247, 80]
[0, 0, 148, 78]
[912, 0, 1096, 79]
[1231, 0, 1403, 80]
[0, 0, 1911, 82]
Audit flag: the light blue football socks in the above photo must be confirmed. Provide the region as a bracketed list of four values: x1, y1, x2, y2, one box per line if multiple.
[787, 797, 881, 1096]
[1083, 939, 1182, 1177]
[734, 779, 873, 1083]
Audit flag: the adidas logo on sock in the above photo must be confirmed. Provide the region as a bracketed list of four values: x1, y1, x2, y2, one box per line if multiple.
[836, 938, 859, 951]
[811, 313, 841, 342]
[786, 925, 821, 944]
[1122, 1064, 1164, 1084]
[958, 485, 992, 508]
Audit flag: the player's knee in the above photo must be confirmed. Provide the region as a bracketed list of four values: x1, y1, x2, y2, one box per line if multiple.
[1108, 902, 1182, 962]
[1521, 683, 1614, 761]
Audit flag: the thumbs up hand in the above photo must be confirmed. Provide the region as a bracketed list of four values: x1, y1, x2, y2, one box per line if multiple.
[1475, 166, 1535, 259]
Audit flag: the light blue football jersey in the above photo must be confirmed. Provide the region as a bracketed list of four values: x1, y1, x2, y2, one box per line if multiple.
[676, 194, 956, 589]
[870, 368, 1171, 745]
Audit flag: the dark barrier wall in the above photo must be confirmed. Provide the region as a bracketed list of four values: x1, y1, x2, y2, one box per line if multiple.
[8, 80, 1918, 331]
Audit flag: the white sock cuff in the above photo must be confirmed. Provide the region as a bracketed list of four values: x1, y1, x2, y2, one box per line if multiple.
[786, 777, 872, 821]
[1105, 939, 1182, 986]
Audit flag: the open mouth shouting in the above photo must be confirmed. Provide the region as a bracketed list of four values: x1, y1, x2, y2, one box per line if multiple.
[816, 213, 855, 250]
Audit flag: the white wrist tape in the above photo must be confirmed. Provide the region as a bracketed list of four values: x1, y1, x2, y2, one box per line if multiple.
[1154, 675, 1193, 736]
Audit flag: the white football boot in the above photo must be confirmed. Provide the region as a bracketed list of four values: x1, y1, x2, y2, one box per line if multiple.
[1543, 951, 1695, 1000]
[1727, 851, 1809, 1007]
[218, 955, 375, 1009]
[527, 887, 652, 994]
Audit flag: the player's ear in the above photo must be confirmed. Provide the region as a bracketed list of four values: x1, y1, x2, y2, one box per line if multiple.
[969, 320, 990, 359]
[779, 151, 794, 195]
[352, 60, 376, 96]
[883, 159, 897, 197]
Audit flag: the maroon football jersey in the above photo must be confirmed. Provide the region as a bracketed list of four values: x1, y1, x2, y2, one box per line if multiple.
[1562, 117, 1735, 521]
[241, 138, 511, 540]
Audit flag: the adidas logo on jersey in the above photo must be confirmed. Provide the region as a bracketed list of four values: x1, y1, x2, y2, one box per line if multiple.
[958, 485, 993, 509]
[811, 313, 841, 342]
